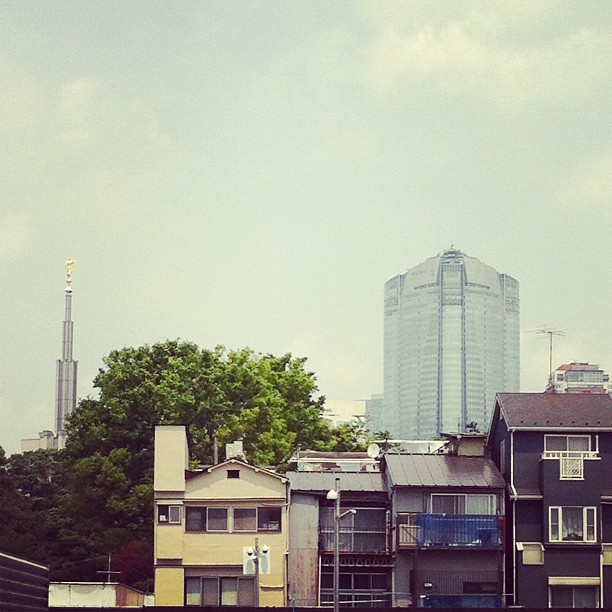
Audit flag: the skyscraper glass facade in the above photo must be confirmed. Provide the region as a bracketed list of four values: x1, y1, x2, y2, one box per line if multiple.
[382, 249, 519, 439]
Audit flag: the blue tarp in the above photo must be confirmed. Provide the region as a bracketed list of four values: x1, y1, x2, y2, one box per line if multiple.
[415, 514, 501, 548]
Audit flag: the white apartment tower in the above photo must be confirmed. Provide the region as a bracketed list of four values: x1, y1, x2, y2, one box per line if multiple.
[382, 249, 519, 439]
[549, 362, 611, 395]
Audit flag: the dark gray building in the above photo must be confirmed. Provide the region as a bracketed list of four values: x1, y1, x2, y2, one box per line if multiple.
[488, 392, 612, 608]
[382, 437, 505, 607]
[0, 551, 49, 611]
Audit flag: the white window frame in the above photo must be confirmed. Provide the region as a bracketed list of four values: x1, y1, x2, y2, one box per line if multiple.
[543, 435, 598, 458]
[548, 580, 600, 608]
[543, 435, 599, 481]
[157, 504, 182, 524]
[428, 493, 496, 515]
[549, 506, 596, 543]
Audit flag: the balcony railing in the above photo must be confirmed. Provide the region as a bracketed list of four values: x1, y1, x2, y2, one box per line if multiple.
[397, 513, 502, 549]
[320, 508, 389, 553]
[542, 450, 598, 459]
[319, 528, 388, 553]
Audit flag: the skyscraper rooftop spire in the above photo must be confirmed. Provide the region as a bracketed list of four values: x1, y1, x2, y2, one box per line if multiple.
[55, 258, 78, 447]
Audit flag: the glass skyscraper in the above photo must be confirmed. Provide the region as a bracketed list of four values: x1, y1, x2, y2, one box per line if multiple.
[382, 248, 519, 439]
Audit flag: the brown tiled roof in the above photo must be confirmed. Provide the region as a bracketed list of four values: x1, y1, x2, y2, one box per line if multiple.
[384, 454, 505, 489]
[497, 393, 612, 429]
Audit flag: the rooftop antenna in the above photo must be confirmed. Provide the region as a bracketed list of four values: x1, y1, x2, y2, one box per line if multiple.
[527, 326, 567, 388]
[96, 553, 121, 583]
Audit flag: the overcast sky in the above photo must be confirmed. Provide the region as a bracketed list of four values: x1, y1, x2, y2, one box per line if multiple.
[2, 1, 611, 454]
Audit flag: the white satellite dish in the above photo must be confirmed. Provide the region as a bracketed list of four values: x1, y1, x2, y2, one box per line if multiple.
[367, 443, 380, 459]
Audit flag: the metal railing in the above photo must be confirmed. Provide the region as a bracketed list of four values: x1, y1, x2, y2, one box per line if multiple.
[319, 528, 388, 553]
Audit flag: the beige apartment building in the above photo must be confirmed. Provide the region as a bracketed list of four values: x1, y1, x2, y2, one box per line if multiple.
[154, 426, 289, 606]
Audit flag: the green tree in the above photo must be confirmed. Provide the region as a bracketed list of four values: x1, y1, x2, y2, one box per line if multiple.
[0, 447, 39, 556]
[57, 340, 354, 584]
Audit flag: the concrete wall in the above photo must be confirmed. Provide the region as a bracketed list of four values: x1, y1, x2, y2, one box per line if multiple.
[49, 583, 146, 607]
[287, 492, 320, 607]
[154, 426, 187, 493]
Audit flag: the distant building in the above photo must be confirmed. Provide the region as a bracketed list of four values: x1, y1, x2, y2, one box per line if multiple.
[324, 399, 366, 428]
[365, 393, 384, 434]
[22, 260, 78, 452]
[383, 248, 519, 440]
[548, 362, 611, 395]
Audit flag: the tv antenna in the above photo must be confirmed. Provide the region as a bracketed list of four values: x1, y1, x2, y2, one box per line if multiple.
[96, 553, 121, 583]
[527, 326, 567, 387]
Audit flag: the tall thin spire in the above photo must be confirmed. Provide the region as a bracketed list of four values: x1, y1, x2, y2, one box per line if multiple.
[55, 259, 78, 446]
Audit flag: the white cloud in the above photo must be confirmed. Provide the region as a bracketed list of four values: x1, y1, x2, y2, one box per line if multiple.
[360, 6, 612, 111]
[54, 78, 164, 149]
[0, 213, 31, 261]
[0, 59, 45, 130]
[559, 147, 612, 213]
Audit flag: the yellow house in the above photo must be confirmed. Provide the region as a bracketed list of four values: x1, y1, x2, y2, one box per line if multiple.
[154, 426, 289, 607]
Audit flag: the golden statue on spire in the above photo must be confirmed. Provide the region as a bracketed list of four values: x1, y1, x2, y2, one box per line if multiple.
[65, 258, 77, 286]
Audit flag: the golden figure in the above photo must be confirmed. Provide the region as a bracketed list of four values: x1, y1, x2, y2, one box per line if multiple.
[65, 258, 77, 285]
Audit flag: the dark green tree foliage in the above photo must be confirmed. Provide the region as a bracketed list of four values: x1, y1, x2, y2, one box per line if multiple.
[57, 340, 361, 584]
[1, 449, 100, 580]
[0, 447, 39, 556]
[4, 340, 366, 587]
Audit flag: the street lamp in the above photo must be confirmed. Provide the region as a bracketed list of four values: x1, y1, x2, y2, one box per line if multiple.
[246, 538, 269, 606]
[327, 477, 356, 612]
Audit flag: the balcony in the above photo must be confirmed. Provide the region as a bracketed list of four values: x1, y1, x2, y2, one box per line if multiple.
[397, 513, 502, 549]
[320, 508, 388, 554]
[319, 527, 388, 553]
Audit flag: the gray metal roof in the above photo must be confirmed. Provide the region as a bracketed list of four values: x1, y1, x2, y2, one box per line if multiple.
[384, 454, 505, 489]
[287, 471, 386, 493]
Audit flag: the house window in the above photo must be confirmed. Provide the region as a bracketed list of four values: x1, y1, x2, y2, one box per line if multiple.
[157, 504, 181, 524]
[185, 507, 280, 532]
[544, 435, 594, 457]
[549, 507, 596, 543]
[234, 508, 257, 531]
[320, 569, 390, 607]
[544, 435, 597, 481]
[257, 507, 281, 531]
[233, 507, 281, 532]
[186, 576, 255, 606]
[207, 507, 229, 531]
[549, 585, 599, 608]
[429, 494, 496, 515]
[227, 469, 240, 479]
[185, 507, 206, 531]
[320, 507, 387, 553]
